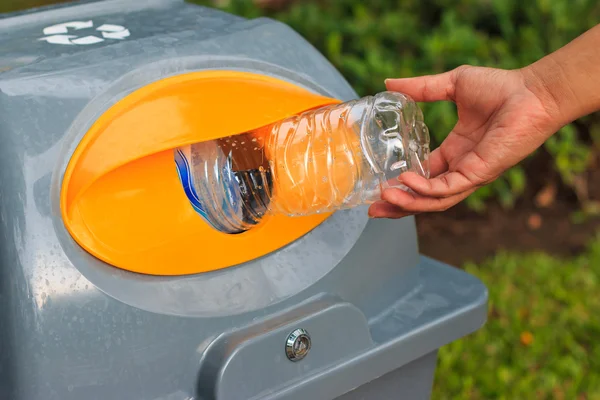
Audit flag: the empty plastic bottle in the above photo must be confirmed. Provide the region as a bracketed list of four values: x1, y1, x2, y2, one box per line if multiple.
[174, 91, 430, 234]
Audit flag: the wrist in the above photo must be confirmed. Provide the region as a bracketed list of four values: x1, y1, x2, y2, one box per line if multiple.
[520, 24, 600, 131]
[519, 57, 574, 133]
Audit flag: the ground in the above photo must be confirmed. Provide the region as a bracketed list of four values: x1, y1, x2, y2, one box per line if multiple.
[417, 199, 600, 267]
[417, 150, 600, 267]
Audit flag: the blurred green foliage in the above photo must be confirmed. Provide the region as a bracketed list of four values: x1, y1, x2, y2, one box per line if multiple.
[432, 234, 600, 399]
[0, 0, 65, 14]
[193, 0, 600, 211]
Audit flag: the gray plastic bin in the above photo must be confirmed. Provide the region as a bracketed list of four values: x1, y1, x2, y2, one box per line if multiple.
[0, 1, 488, 399]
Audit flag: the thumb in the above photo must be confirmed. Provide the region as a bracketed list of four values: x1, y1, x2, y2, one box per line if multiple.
[385, 69, 458, 103]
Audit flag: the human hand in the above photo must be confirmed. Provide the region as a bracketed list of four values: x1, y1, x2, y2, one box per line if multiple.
[368, 65, 561, 219]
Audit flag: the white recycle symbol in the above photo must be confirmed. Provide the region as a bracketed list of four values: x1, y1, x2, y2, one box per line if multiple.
[39, 20, 130, 45]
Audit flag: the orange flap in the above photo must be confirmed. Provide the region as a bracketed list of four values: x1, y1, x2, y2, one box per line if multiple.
[61, 71, 341, 275]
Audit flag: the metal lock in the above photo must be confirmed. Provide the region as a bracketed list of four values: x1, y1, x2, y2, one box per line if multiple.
[285, 328, 311, 362]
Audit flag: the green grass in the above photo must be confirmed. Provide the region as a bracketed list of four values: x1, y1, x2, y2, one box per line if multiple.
[432, 235, 600, 399]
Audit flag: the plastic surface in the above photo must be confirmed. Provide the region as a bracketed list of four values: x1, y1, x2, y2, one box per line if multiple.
[0, 1, 488, 399]
[336, 351, 437, 400]
[195, 257, 487, 400]
[177, 92, 430, 234]
[60, 70, 341, 275]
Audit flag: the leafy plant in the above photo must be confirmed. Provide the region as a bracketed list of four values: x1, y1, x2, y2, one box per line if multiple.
[192, 0, 600, 211]
[432, 233, 600, 399]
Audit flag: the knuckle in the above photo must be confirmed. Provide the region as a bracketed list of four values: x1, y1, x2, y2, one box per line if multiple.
[421, 78, 433, 99]
[453, 64, 471, 78]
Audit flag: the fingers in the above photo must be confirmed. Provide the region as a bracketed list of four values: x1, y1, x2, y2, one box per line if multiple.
[399, 171, 479, 198]
[368, 186, 476, 219]
[427, 148, 449, 178]
[381, 187, 476, 214]
[370, 157, 479, 218]
[385, 69, 458, 103]
[368, 201, 414, 219]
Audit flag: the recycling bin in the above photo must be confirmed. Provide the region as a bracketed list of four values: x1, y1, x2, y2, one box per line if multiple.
[0, 1, 488, 399]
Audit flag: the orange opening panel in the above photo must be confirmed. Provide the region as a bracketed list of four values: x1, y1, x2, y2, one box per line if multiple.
[60, 71, 341, 276]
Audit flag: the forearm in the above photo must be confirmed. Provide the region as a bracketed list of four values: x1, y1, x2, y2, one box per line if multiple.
[522, 24, 600, 130]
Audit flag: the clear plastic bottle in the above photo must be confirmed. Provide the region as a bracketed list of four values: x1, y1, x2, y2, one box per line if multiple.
[174, 91, 430, 234]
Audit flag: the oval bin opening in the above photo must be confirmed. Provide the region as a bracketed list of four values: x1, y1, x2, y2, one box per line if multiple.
[60, 70, 341, 276]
